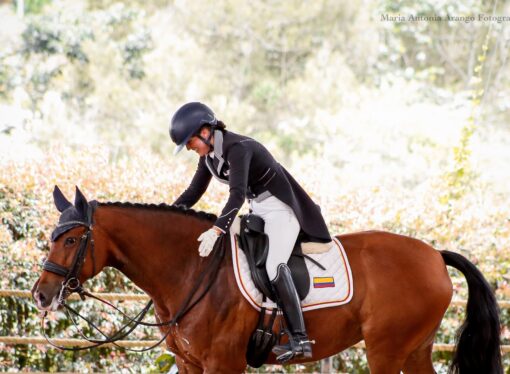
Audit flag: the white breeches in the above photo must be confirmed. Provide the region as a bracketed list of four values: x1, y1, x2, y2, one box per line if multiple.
[250, 195, 300, 281]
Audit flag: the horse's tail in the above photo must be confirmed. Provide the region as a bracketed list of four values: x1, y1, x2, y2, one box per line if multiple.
[440, 250, 502, 374]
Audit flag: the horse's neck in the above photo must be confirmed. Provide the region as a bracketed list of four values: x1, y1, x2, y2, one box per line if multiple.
[97, 206, 211, 317]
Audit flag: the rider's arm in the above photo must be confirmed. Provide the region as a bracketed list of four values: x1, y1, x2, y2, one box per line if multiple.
[173, 156, 212, 208]
[214, 143, 252, 233]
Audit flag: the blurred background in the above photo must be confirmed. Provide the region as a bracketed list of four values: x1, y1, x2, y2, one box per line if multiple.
[0, 0, 509, 372]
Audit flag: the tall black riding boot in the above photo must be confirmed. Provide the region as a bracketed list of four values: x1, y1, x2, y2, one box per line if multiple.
[271, 263, 313, 363]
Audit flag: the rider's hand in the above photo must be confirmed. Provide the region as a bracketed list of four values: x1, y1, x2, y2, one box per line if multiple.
[197, 227, 223, 257]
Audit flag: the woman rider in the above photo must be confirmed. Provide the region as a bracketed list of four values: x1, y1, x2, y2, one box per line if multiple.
[170, 102, 331, 362]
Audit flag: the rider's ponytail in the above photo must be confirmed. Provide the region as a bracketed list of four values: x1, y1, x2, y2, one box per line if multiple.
[216, 121, 227, 131]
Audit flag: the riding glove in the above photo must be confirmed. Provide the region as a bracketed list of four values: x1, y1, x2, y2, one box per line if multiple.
[198, 227, 221, 257]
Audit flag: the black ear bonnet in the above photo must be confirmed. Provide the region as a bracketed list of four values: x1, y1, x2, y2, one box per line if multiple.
[51, 206, 89, 242]
[51, 186, 96, 242]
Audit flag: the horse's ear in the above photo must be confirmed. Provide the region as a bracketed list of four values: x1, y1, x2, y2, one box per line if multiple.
[74, 186, 89, 217]
[53, 185, 72, 212]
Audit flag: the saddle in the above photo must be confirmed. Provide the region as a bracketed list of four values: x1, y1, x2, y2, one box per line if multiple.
[238, 214, 329, 368]
[237, 214, 311, 302]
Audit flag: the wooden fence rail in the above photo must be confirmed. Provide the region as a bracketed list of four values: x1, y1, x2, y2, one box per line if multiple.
[1, 289, 509, 354]
[3, 289, 510, 308]
[1, 337, 509, 353]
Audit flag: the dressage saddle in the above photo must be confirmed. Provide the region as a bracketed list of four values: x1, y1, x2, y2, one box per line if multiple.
[239, 214, 328, 368]
[237, 214, 312, 302]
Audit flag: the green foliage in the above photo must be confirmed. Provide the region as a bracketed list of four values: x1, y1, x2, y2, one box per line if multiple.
[121, 29, 153, 79]
[440, 19, 491, 207]
[22, 18, 93, 61]
[1, 0, 509, 155]
[377, 0, 486, 85]
[0, 62, 13, 100]
[375, 0, 509, 127]
[440, 123, 475, 204]
[335, 349, 369, 373]
[8, 2, 153, 119]
[1, 145, 509, 371]
[0, 148, 194, 372]
[1, 0, 510, 371]
[22, 0, 52, 14]
[153, 352, 175, 373]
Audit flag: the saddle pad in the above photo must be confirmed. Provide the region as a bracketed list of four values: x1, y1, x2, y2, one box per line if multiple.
[231, 234, 354, 312]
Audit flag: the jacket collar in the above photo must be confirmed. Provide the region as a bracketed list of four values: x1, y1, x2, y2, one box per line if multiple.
[212, 129, 225, 174]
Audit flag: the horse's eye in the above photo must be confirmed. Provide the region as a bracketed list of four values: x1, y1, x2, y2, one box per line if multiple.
[64, 237, 77, 247]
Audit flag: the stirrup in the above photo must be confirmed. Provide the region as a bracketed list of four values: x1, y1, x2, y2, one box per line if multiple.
[272, 337, 314, 363]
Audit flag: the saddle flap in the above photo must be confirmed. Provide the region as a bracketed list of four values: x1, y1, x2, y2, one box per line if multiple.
[242, 214, 265, 234]
[238, 214, 311, 302]
[238, 215, 274, 299]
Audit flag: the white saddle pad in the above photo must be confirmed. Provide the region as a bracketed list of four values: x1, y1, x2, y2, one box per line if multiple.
[231, 234, 354, 312]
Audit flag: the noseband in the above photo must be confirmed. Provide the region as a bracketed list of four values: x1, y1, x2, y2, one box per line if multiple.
[43, 202, 97, 303]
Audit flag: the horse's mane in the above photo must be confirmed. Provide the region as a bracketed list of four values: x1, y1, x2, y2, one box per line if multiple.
[99, 202, 217, 223]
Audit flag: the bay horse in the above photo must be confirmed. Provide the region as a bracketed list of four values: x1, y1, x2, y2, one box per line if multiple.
[32, 187, 502, 373]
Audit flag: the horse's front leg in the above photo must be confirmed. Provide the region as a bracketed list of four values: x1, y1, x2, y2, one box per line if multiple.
[201, 336, 249, 373]
[164, 337, 203, 373]
[175, 355, 203, 374]
[203, 361, 246, 374]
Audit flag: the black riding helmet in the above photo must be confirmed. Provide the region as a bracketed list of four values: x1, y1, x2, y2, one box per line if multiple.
[170, 102, 217, 155]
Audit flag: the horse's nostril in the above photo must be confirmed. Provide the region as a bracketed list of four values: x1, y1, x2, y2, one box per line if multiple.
[37, 290, 49, 307]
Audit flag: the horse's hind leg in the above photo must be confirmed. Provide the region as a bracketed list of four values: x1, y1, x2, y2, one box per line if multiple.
[365, 332, 437, 373]
[402, 344, 436, 374]
[365, 347, 407, 374]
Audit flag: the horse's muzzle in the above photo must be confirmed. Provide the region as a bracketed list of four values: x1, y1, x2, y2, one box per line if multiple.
[33, 281, 61, 312]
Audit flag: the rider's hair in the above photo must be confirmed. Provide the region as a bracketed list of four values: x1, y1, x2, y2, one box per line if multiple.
[200, 120, 226, 133]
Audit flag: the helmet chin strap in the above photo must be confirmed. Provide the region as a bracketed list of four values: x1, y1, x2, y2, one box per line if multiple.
[196, 128, 215, 151]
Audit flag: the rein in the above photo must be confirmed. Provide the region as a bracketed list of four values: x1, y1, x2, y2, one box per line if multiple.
[41, 203, 227, 352]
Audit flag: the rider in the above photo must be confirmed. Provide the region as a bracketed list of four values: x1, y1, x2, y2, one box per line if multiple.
[169, 102, 331, 362]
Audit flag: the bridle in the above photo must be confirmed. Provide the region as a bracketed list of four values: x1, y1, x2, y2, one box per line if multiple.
[40, 202, 227, 352]
[43, 201, 97, 304]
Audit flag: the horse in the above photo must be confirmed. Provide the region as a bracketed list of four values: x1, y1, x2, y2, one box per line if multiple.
[32, 187, 503, 373]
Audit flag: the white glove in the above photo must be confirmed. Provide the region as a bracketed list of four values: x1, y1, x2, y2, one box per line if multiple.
[198, 228, 220, 257]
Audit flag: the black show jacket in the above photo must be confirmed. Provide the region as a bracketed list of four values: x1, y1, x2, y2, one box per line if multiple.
[173, 130, 331, 243]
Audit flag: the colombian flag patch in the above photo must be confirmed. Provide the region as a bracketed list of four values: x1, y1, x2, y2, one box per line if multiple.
[313, 276, 335, 288]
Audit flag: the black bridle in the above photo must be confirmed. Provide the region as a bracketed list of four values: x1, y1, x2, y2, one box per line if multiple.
[43, 202, 97, 304]
[41, 202, 227, 351]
